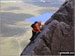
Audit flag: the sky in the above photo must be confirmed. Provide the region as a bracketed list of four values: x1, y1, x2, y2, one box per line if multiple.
[1, 0, 65, 2]
[26, 13, 53, 22]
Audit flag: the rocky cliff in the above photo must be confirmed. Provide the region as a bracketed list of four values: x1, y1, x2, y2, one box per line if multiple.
[21, 0, 74, 55]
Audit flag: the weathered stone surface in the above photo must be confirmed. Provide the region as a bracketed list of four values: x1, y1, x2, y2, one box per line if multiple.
[21, 0, 74, 55]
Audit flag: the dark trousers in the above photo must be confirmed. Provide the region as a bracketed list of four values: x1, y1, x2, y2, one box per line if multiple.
[30, 31, 36, 41]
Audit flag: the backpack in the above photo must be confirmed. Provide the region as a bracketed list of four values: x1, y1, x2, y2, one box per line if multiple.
[31, 21, 38, 29]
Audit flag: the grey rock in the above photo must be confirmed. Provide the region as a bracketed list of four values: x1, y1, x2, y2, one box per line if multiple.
[21, 0, 74, 55]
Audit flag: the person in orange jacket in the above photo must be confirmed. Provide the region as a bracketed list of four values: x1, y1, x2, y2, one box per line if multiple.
[30, 21, 43, 41]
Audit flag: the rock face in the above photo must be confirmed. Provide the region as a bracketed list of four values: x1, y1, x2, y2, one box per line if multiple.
[21, 0, 74, 55]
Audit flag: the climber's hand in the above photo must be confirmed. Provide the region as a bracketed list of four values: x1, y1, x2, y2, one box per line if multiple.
[40, 31, 42, 32]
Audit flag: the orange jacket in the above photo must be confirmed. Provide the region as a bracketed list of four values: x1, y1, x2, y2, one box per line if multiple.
[32, 23, 41, 32]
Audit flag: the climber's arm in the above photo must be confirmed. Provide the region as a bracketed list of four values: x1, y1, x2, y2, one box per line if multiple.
[36, 24, 41, 32]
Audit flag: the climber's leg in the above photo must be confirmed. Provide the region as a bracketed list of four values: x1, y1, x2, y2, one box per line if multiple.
[30, 31, 36, 41]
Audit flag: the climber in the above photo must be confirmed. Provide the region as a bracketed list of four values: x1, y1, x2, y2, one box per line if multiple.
[30, 21, 43, 42]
